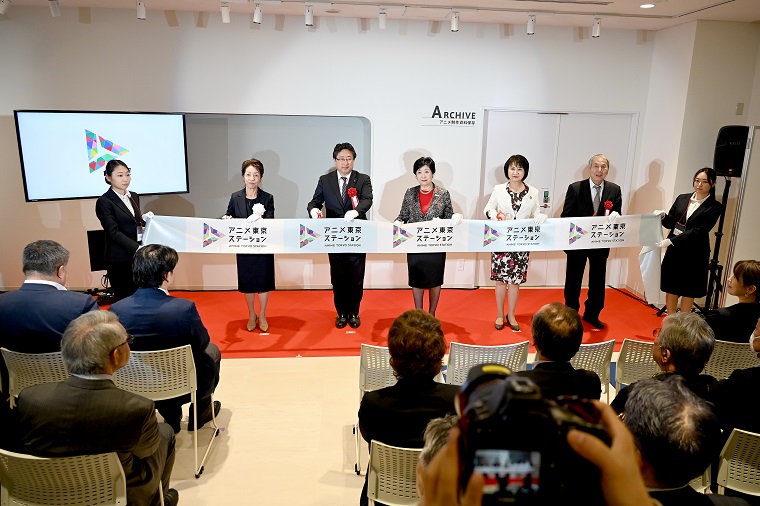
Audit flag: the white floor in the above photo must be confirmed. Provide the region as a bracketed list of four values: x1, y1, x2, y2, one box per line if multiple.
[169, 353, 619, 505]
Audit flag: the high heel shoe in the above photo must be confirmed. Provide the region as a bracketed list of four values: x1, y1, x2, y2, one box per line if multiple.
[494, 318, 505, 330]
[507, 318, 520, 332]
[258, 316, 269, 333]
[246, 315, 258, 332]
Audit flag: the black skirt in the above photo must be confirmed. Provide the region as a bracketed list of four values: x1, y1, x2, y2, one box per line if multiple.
[660, 245, 709, 298]
[236, 253, 275, 293]
[407, 252, 446, 289]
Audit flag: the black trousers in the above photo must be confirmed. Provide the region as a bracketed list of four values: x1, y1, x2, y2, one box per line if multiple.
[328, 252, 366, 316]
[564, 248, 610, 320]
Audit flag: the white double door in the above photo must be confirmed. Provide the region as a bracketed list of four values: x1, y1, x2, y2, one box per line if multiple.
[477, 110, 637, 288]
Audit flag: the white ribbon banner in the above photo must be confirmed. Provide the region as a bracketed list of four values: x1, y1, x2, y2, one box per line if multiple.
[143, 214, 663, 254]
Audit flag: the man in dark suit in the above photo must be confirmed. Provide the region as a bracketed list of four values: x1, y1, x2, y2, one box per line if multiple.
[110, 244, 222, 433]
[307, 142, 373, 329]
[561, 154, 623, 329]
[358, 310, 458, 506]
[0, 240, 99, 394]
[17, 311, 179, 506]
[515, 302, 601, 400]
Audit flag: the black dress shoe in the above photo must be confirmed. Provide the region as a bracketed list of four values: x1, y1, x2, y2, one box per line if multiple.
[163, 488, 179, 506]
[348, 314, 361, 328]
[583, 315, 606, 330]
[335, 315, 348, 328]
[188, 400, 221, 431]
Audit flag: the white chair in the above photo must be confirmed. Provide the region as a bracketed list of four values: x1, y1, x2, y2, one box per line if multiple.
[717, 428, 760, 497]
[1, 348, 69, 408]
[704, 340, 760, 380]
[367, 440, 422, 506]
[569, 339, 615, 403]
[689, 467, 710, 494]
[614, 339, 659, 392]
[445, 341, 529, 386]
[354, 344, 397, 475]
[113, 344, 219, 479]
[0, 449, 127, 506]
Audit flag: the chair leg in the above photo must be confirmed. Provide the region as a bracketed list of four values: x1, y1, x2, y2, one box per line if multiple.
[196, 394, 220, 479]
[159, 480, 165, 506]
[192, 392, 198, 479]
[354, 422, 361, 475]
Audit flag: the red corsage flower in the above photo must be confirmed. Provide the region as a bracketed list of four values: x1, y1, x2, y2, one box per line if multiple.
[347, 188, 357, 197]
[604, 200, 613, 211]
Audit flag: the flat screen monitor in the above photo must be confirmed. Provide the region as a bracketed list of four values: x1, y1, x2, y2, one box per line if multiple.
[14, 110, 189, 201]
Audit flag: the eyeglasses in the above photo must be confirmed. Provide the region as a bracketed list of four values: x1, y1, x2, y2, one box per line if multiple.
[336, 157, 354, 162]
[110, 334, 134, 354]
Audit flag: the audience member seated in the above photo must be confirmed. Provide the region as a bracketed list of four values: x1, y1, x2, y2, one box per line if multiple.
[358, 309, 459, 506]
[110, 244, 221, 434]
[515, 302, 601, 400]
[706, 260, 760, 343]
[0, 240, 99, 395]
[623, 375, 749, 506]
[612, 312, 717, 414]
[16, 311, 178, 506]
[417, 414, 459, 503]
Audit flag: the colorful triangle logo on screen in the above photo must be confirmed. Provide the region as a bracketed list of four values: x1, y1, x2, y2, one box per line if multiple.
[300, 224, 321, 248]
[483, 224, 501, 246]
[86, 130, 130, 173]
[568, 223, 588, 245]
[203, 223, 225, 247]
[393, 225, 413, 248]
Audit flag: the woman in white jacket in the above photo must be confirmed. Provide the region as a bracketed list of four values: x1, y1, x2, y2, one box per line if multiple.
[483, 155, 547, 331]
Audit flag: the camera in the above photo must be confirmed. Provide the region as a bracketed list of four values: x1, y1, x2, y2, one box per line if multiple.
[456, 364, 609, 505]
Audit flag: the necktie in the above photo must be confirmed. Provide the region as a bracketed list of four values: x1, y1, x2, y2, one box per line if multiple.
[593, 184, 601, 214]
[341, 177, 348, 203]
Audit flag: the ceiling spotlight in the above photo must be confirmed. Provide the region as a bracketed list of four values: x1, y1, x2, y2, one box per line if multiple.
[378, 8, 386, 30]
[253, 3, 262, 24]
[592, 16, 601, 38]
[136, 0, 146, 20]
[451, 11, 459, 32]
[221, 2, 230, 23]
[0, 0, 11, 16]
[527, 14, 535, 35]
[305, 4, 313, 26]
[49, 0, 60, 17]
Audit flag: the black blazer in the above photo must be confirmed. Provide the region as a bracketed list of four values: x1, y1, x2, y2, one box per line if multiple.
[225, 188, 275, 219]
[561, 179, 623, 218]
[95, 188, 144, 263]
[715, 366, 760, 437]
[661, 193, 721, 251]
[515, 361, 601, 400]
[705, 303, 760, 343]
[307, 171, 373, 219]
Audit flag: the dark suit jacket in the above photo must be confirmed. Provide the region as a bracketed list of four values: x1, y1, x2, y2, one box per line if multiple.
[110, 288, 218, 398]
[661, 193, 721, 250]
[307, 170, 373, 219]
[17, 376, 166, 506]
[715, 366, 760, 437]
[225, 188, 275, 219]
[95, 188, 144, 263]
[611, 371, 719, 414]
[395, 185, 454, 223]
[706, 303, 760, 343]
[561, 179, 623, 219]
[515, 361, 601, 400]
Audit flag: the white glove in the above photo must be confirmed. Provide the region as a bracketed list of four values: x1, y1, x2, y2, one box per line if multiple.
[141, 211, 154, 221]
[534, 213, 548, 225]
[653, 210, 666, 219]
[221, 215, 233, 220]
[607, 211, 620, 223]
[656, 238, 672, 248]
[486, 209, 498, 220]
[310, 208, 322, 219]
[450, 213, 463, 226]
[246, 213, 261, 222]
[344, 209, 359, 222]
[393, 220, 403, 226]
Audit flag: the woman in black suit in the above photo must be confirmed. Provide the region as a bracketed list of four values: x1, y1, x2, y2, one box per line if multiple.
[655, 167, 721, 315]
[394, 157, 462, 316]
[223, 159, 275, 332]
[95, 159, 145, 302]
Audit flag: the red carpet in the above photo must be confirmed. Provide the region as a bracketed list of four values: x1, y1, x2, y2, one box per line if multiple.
[157, 288, 660, 359]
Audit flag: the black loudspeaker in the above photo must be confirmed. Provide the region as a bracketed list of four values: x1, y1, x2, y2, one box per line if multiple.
[86, 230, 107, 272]
[714, 125, 750, 177]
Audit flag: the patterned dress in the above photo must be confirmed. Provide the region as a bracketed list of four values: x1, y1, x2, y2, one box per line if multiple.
[491, 185, 530, 284]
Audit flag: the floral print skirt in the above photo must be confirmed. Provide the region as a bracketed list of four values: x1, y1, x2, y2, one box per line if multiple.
[490, 251, 529, 284]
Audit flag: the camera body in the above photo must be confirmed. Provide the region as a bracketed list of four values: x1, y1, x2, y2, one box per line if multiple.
[457, 364, 609, 505]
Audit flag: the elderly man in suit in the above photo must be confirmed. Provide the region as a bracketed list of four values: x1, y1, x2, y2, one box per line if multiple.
[17, 310, 179, 506]
[0, 240, 99, 395]
[307, 142, 373, 329]
[110, 244, 221, 434]
[561, 154, 623, 329]
[515, 302, 601, 400]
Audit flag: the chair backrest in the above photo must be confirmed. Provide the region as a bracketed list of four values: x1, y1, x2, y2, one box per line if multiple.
[0, 449, 127, 506]
[704, 340, 760, 380]
[367, 440, 422, 506]
[446, 341, 529, 386]
[717, 428, 760, 496]
[359, 344, 397, 401]
[113, 344, 196, 401]
[615, 339, 659, 390]
[1, 348, 69, 408]
[570, 339, 615, 387]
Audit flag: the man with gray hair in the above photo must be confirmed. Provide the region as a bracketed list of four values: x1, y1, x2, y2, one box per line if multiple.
[16, 311, 179, 506]
[612, 311, 718, 414]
